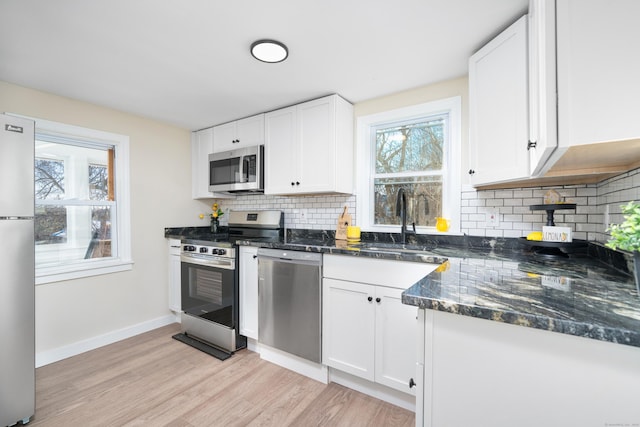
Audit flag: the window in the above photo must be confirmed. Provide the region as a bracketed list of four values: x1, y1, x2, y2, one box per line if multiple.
[32, 118, 132, 284]
[356, 97, 461, 233]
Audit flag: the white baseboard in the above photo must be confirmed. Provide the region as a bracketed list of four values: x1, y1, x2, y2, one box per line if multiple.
[246, 338, 328, 384]
[36, 314, 178, 367]
[328, 368, 416, 412]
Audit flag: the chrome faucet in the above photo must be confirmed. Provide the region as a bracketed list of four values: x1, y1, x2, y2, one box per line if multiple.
[395, 187, 415, 244]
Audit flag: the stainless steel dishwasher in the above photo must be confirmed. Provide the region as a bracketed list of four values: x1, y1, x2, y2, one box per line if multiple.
[257, 248, 322, 363]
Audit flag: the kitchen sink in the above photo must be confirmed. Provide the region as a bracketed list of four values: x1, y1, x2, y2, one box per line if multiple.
[357, 242, 436, 255]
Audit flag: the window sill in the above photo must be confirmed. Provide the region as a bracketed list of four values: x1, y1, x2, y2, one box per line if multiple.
[36, 259, 134, 285]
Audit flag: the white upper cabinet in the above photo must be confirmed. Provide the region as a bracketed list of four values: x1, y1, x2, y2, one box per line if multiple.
[191, 127, 214, 199]
[542, 0, 640, 177]
[265, 94, 354, 195]
[213, 114, 264, 153]
[557, 0, 640, 147]
[527, 0, 558, 176]
[469, 0, 640, 188]
[468, 15, 531, 186]
[191, 127, 235, 199]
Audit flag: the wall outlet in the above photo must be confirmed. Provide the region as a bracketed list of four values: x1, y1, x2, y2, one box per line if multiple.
[299, 209, 308, 223]
[486, 209, 499, 227]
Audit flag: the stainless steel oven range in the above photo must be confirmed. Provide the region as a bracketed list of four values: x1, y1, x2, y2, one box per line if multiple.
[174, 210, 283, 360]
[178, 240, 241, 360]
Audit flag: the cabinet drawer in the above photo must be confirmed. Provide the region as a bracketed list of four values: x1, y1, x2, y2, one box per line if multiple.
[323, 255, 437, 289]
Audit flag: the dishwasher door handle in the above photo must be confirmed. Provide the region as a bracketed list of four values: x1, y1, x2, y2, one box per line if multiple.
[257, 254, 322, 267]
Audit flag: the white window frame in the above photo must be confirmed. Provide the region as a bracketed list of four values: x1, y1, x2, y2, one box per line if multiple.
[355, 97, 462, 234]
[26, 117, 133, 284]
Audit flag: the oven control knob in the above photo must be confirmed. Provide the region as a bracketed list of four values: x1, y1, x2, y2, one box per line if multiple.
[183, 245, 195, 252]
[199, 247, 208, 254]
[215, 249, 226, 255]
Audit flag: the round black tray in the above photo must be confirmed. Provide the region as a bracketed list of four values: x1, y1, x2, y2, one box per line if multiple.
[520, 237, 588, 259]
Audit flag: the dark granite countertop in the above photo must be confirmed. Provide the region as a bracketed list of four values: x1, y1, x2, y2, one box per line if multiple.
[165, 226, 640, 348]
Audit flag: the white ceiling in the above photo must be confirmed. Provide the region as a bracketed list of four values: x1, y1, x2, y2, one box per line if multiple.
[0, 0, 528, 131]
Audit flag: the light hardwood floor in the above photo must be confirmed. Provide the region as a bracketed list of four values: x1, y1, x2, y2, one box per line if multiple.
[31, 323, 415, 426]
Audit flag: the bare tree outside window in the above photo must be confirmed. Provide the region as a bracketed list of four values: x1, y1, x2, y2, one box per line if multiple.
[373, 116, 445, 227]
[89, 164, 108, 200]
[35, 158, 67, 244]
[35, 158, 64, 200]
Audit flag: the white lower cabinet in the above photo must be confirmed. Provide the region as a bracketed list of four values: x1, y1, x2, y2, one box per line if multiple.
[323, 255, 437, 396]
[323, 278, 375, 380]
[239, 246, 258, 339]
[167, 238, 181, 312]
[374, 286, 421, 393]
[416, 309, 640, 427]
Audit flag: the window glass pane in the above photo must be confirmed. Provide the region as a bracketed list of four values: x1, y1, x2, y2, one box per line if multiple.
[373, 177, 442, 227]
[35, 204, 113, 267]
[35, 158, 65, 200]
[375, 116, 444, 174]
[89, 164, 108, 200]
[35, 205, 67, 245]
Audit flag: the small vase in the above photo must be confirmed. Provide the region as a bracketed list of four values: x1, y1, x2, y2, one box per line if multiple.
[211, 219, 219, 233]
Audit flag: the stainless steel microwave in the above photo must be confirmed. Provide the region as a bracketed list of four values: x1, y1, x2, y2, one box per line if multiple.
[208, 145, 264, 193]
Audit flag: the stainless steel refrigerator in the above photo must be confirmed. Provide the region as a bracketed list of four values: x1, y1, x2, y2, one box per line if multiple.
[0, 114, 35, 426]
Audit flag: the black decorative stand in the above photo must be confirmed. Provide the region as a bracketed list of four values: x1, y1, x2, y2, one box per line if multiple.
[529, 203, 577, 226]
[524, 203, 586, 258]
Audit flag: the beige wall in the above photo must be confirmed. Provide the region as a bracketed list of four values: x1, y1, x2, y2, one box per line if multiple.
[1, 81, 211, 357]
[0, 76, 468, 360]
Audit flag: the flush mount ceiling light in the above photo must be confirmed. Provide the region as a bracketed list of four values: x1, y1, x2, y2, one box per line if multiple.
[250, 39, 288, 63]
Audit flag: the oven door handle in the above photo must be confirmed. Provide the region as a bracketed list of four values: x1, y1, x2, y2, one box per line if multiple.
[180, 254, 235, 269]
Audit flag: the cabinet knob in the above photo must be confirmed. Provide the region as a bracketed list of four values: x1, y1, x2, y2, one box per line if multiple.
[253, 255, 257, 259]
[409, 378, 416, 388]
[291, 182, 295, 186]
[375, 297, 381, 303]
[367, 296, 373, 302]
[233, 139, 240, 144]
[527, 140, 537, 150]
[468, 169, 475, 175]
[296, 181, 300, 186]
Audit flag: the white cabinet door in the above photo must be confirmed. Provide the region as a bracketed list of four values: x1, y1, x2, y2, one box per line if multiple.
[468, 15, 530, 186]
[556, 0, 640, 148]
[212, 121, 236, 153]
[265, 105, 298, 194]
[322, 278, 375, 381]
[167, 239, 181, 312]
[191, 128, 214, 199]
[265, 95, 353, 195]
[374, 286, 418, 395]
[528, 0, 558, 176]
[297, 96, 335, 192]
[213, 114, 265, 153]
[239, 246, 259, 339]
[236, 114, 265, 146]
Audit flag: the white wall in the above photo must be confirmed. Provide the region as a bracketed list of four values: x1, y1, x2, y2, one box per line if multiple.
[1, 81, 212, 363]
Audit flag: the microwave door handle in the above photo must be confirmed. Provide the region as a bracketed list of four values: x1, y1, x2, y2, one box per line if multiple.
[240, 156, 248, 183]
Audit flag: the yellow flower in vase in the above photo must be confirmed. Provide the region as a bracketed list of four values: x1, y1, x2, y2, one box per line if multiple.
[210, 203, 224, 233]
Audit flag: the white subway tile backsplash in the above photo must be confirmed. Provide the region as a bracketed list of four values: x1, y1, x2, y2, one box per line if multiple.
[215, 168, 639, 242]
